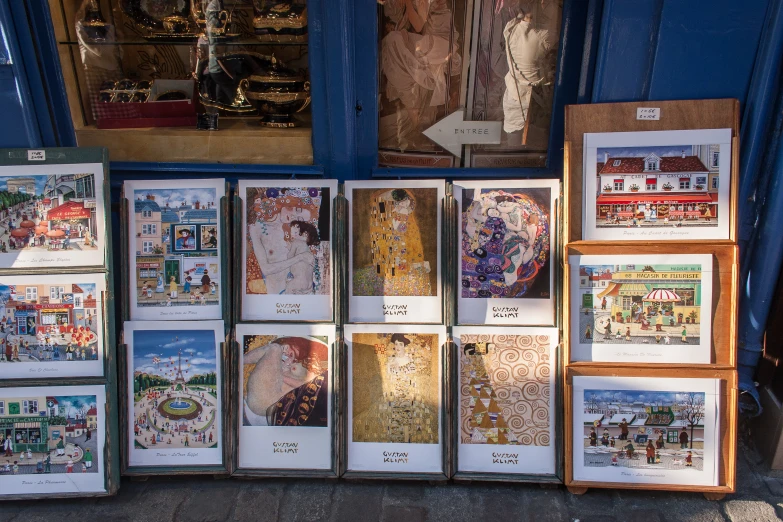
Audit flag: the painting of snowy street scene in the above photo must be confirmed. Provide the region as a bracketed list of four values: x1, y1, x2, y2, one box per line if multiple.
[572, 376, 720, 487]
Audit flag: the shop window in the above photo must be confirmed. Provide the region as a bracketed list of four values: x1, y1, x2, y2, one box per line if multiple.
[377, 0, 562, 168]
[679, 179, 690, 190]
[646, 179, 657, 190]
[74, 296, 83, 308]
[613, 160, 621, 167]
[142, 224, 157, 236]
[141, 210, 153, 218]
[712, 177, 719, 189]
[25, 287, 37, 302]
[614, 180, 624, 191]
[622, 296, 632, 310]
[23, 400, 38, 414]
[711, 151, 720, 168]
[0, 401, 4, 415]
[142, 241, 154, 254]
[50, 0, 313, 164]
[50, 286, 65, 300]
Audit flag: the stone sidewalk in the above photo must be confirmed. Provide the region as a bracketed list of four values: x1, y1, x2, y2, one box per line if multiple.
[1, 436, 782, 522]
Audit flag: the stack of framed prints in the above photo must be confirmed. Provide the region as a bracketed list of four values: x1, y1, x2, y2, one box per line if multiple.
[0, 147, 118, 499]
[450, 180, 562, 483]
[121, 179, 229, 475]
[232, 180, 340, 478]
[562, 99, 740, 499]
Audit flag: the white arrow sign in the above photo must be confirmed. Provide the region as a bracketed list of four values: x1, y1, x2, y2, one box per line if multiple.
[422, 109, 502, 158]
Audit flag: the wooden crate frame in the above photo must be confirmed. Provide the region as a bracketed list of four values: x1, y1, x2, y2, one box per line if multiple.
[563, 366, 737, 496]
[563, 243, 739, 368]
[563, 99, 741, 245]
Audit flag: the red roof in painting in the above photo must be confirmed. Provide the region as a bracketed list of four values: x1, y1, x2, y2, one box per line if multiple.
[580, 267, 589, 277]
[599, 156, 709, 174]
[87, 407, 97, 416]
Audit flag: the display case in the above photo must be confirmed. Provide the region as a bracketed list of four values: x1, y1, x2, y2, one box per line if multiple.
[47, 0, 316, 164]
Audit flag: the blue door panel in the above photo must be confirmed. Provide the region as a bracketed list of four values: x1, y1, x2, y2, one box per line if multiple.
[647, 0, 769, 102]
[591, 0, 664, 102]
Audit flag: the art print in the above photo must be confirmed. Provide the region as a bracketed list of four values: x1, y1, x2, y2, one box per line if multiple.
[570, 254, 713, 364]
[346, 324, 445, 473]
[376, 0, 468, 168]
[456, 180, 558, 325]
[239, 180, 336, 322]
[346, 181, 444, 323]
[125, 320, 224, 468]
[572, 376, 720, 487]
[237, 323, 335, 471]
[583, 129, 732, 241]
[0, 384, 107, 496]
[0, 273, 106, 379]
[0, 163, 106, 269]
[454, 326, 556, 475]
[125, 179, 224, 321]
[465, 0, 562, 168]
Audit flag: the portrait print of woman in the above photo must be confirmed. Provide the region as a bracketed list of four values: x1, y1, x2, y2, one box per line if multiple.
[245, 187, 331, 296]
[243, 335, 329, 427]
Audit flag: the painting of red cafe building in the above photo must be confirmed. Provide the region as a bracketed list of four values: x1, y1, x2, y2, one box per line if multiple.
[596, 147, 720, 225]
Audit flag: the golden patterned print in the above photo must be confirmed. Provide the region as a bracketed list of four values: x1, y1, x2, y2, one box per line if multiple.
[352, 332, 440, 443]
[459, 334, 551, 446]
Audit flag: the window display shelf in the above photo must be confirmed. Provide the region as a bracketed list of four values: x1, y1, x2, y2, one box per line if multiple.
[57, 40, 307, 47]
[74, 118, 313, 164]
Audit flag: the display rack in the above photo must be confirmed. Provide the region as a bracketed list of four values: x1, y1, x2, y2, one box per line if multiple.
[562, 99, 740, 499]
[0, 146, 119, 498]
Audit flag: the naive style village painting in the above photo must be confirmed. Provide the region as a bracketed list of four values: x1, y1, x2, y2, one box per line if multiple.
[595, 145, 720, 228]
[0, 395, 99, 475]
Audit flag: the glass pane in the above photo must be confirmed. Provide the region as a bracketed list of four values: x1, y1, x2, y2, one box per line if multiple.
[48, 0, 312, 164]
[378, 0, 562, 168]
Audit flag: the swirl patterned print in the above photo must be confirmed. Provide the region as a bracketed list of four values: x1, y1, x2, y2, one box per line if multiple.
[462, 190, 550, 299]
[460, 334, 551, 446]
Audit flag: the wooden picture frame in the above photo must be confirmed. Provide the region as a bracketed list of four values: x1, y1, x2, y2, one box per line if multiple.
[564, 243, 738, 367]
[563, 99, 740, 244]
[564, 366, 737, 496]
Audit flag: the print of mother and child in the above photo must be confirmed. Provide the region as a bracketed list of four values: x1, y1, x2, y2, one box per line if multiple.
[246, 188, 330, 296]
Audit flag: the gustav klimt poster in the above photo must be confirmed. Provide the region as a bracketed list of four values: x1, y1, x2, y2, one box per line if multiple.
[454, 326, 556, 475]
[346, 324, 445, 473]
[346, 180, 444, 323]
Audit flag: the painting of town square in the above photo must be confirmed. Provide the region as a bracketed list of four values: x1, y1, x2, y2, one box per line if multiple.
[242, 334, 329, 427]
[0, 167, 105, 269]
[0, 274, 105, 378]
[126, 180, 224, 320]
[571, 254, 713, 363]
[581, 389, 707, 473]
[583, 129, 732, 241]
[0, 393, 101, 476]
[130, 328, 220, 453]
[350, 331, 441, 444]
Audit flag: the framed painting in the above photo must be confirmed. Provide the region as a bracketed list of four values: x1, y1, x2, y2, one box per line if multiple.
[124, 179, 225, 321]
[0, 384, 108, 496]
[345, 324, 447, 475]
[238, 180, 337, 322]
[582, 129, 732, 241]
[453, 326, 558, 477]
[0, 273, 107, 379]
[123, 320, 225, 471]
[346, 180, 445, 324]
[455, 180, 558, 325]
[568, 253, 713, 364]
[571, 375, 720, 488]
[235, 323, 336, 474]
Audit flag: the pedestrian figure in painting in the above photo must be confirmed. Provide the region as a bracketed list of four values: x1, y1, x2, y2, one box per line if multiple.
[589, 427, 597, 447]
[624, 440, 635, 459]
[584, 325, 592, 339]
[44, 454, 51, 473]
[184, 276, 192, 294]
[601, 428, 610, 447]
[84, 448, 93, 469]
[201, 270, 211, 294]
[646, 441, 655, 464]
[169, 276, 178, 299]
[680, 428, 689, 449]
[625, 327, 631, 342]
[655, 452, 661, 464]
[656, 431, 665, 449]
[610, 437, 615, 448]
[686, 451, 693, 467]
[603, 320, 611, 340]
[619, 418, 629, 441]
[611, 454, 618, 466]
[681, 326, 688, 343]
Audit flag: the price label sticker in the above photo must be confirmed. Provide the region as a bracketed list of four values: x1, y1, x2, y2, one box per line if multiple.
[27, 150, 45, 161]
[636, 108, 661, 121]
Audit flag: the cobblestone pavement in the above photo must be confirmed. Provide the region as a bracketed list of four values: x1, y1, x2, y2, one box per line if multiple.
[0, 432, 782, 521]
